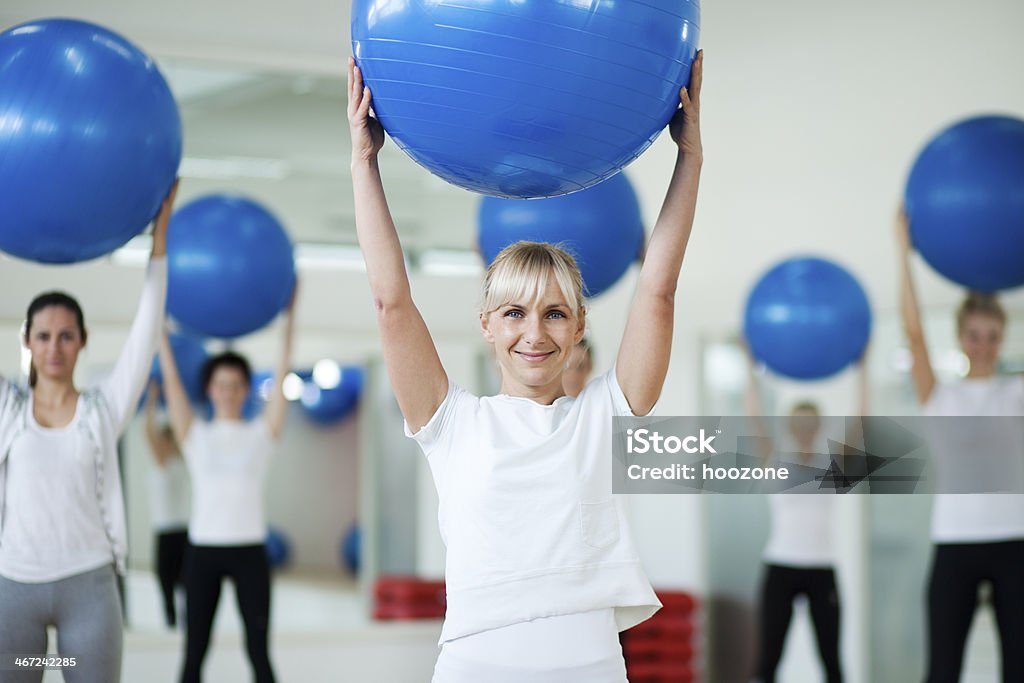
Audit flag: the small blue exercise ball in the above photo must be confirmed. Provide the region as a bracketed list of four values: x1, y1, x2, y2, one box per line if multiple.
[905, 115, 1024, 292]
[478, 172, 644, 297]
[167, 195, 296, 339]
[265, 527, 290, 569]
[744, 257, 872, 380]
[300, 367, 364, 426]
[351, 0, 700, 198]
[341, 524, 361, 574]
[0, 18, 181, 263]
[150, 333, 208, 405]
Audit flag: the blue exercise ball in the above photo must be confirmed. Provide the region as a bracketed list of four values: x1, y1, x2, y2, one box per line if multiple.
[167, 195, 296, 338]
[300, 367, 364, 426]
[0, 19, 181, 263]
[744, 257, 872, 381]
[341, 524, 361, 574]
[351, 0, 700, 198]
[242, 370, 275, 420]
[265, 527, 290, 569]
[150, 333, 208, 405]
[905, 115, 1024, 291]
[478, 172, 644, 297]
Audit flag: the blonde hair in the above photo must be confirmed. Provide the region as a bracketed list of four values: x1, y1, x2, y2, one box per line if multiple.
[482, 241, 585, 318]
[956, 291, 1006, 335]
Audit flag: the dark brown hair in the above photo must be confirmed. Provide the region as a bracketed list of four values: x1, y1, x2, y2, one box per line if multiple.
[201, 351, 252, 395]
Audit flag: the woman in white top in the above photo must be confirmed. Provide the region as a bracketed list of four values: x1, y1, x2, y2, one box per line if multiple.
[0, 181, 177, 683]
[896, 210, 1024, 683]
[347, 51, 703, 682]
[143, 380, 191, 628]
[158, 289, 295, 683]
[745, 353, 867, 683]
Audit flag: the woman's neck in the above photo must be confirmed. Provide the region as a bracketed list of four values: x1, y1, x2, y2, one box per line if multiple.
[32, 376, 78, 405]
[498, 377, 566, 406]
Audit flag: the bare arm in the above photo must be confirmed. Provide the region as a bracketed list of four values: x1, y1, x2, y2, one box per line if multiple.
[263, 285, 297, 440]
[617, 51, 704, 415]
[743, 341, 774, 462]
[157, 332, 195, 446]
[348, 57, 448, 432]
[896, 209, 936, 404]
[143, 380, 176, 467]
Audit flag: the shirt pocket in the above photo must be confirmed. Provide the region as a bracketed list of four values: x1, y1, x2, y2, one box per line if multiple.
[579, 499, 620, 549]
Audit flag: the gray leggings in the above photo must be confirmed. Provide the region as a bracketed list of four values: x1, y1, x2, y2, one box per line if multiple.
[0, 564, 122, 683]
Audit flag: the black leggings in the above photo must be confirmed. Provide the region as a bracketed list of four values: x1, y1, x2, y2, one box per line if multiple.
[925, 540, 1024, 683]
[156, 529, 189, 627]
[181, 543, 275, 683]
[757, 564, 842, 683]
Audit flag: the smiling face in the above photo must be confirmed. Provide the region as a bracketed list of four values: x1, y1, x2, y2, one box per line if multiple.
[25, 305, 86, 385]
[479, 241, 587, 401]
[958, 313, 1003, 377]
[481, 272, 585, 400]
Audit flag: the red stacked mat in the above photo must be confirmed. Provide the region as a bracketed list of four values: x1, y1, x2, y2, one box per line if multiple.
[622, 590, 699, 683]
[373, 575, 447, 620]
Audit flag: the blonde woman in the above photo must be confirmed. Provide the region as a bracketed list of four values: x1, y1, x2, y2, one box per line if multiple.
[897, 211, 1024, 683]
[347, 51, 703, 682]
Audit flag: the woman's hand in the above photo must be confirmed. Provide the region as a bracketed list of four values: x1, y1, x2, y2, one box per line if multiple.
[669, 50, 703, 161]
[348, 56, 386, 163]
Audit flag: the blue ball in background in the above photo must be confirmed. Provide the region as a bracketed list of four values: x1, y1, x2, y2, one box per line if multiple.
[167, 195, 296, 339]
[300, 367, 364, 426]
[905, 115, 1024, 292]
[744, 257, 872, 381]
[351, 0, 700, 198]
[478, 173, 644, 297]
[265, 527, 290, 569]
[242, 370, 275, 420]
[149, 333, 208, 405]
[341, 524, 361, 575]
[0, 18, 181, 263]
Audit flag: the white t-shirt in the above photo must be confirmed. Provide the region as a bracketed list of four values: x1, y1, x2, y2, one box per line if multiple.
[763, 495, 836, 568]
[407, 368, 660, 645]
[434, 608, 626, 683]
[183, 419, 274, 546]
[148, 456, 190, 532]
[0, 398, 113, 582]
[760, 439, 840, 567]
[924, 375, 1024, 543]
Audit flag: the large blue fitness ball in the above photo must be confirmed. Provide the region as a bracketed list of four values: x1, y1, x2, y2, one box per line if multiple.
[744, 257, 872, 381]
[478, 172, 644, 297]
[0, 19, 181, 263]
[167, 195, 296, 339]
[351, 0, 700, 198]
[905, 115, 1024, 291]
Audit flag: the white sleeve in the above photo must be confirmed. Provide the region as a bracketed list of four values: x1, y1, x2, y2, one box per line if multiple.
[604, 366, 656, 417]
[404, 382, 465, 456]
[99, 257, 168, 435]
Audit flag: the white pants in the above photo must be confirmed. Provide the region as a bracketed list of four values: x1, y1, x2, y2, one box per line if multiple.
[433, 608, 627, 683]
